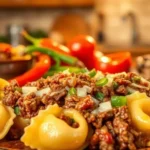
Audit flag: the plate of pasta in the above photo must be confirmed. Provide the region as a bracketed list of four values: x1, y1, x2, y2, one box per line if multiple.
[0, 70, 150, 150]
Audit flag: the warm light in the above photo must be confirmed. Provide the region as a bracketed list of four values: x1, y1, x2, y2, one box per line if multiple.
[112, 61, 118, 65]
[100, 56, 111, 63]
[58, 45, 70, 53]
[52, 41, 70, 53]
[86, 36, 95, 43]
[94, 51, 103, 58]
[72, 43, 81, 51]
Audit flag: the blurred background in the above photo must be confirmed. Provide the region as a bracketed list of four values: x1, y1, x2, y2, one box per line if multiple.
[0, 0, 149, 78]
[0, 0, 150, 48]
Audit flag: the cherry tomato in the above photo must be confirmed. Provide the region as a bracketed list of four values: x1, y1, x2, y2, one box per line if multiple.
[95, 52, 132, 73]
[67, 35, 96, 69]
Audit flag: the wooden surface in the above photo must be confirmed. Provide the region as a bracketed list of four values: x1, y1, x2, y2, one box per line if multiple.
[0, 0, 94, 8]
[98, 45, 150, 57]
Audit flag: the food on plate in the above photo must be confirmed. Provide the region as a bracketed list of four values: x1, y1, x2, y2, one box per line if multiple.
[0, 43, 12, 60]
[0, 43, 43, 81]
[1, 69, 150, 150]
[21, 104, 88, 150]
[127, 92, 150, 133]
[0, 43, 31, 61]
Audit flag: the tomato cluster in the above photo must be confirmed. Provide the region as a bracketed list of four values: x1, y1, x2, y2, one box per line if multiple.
[67, 35, 132, 73]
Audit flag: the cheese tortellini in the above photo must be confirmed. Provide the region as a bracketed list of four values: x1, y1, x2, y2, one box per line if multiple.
[0, 78, 9, 100]
[21, 104, 88, 150]
[0, 102, 16, 139]
[127, 91, 150, 133]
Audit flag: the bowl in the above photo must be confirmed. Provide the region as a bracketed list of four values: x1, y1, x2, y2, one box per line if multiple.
[0, 56, 33, 80]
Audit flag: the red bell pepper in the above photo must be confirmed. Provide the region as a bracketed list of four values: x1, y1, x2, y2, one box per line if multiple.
[9, 54, 51, 86]
[94, 52, 132, 73]
[22, 30, 71, 56]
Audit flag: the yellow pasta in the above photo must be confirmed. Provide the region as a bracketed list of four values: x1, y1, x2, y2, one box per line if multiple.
[0, 78, 9, 100]
[0, 102, 16, 139]
[21, 104, 88, 150]
[127, 92, 150, 133]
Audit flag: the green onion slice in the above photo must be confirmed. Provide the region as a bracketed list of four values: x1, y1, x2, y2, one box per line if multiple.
[95, 92, 104, 101]
[96, 77, 108, 86]
[88, 69, 96, 77]
[14, 106, 20, 115]
[68, 87, 76, 95]
[111, 96, 127, 107]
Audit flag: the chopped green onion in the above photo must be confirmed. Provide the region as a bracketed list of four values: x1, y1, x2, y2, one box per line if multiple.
[81, 68, 89, 73]
[111, 96, 127, 107]
[14, 106, 20, 115]
[96, 77, 108, 86]
[68, 87, 76, 95]
[132, 76, 141, 83]
[88, 69, 96, 77]
[15, 87, 22, 93]
[95, 92, 104, 101]
[112, 81, 119, 89]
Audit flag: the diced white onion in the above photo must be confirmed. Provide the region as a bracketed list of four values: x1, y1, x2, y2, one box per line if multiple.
[127, 86, 137, 94]
[131, 83, 149, 90]
[106, 74, 114, 87]
[76, 85, 92, 97]
[77, 87, 87, 97]
[22, 86, 37, 95]
[36, 87, 51, 97]
[83, 85, 92, 93]
[99, 101, 112, 113]
[91, 108, 99, 115]
[92, 101, 112, 114]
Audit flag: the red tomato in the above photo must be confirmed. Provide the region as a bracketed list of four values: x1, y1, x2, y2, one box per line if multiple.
[67, 35, 96, 69]
[95, 52, 132, 73]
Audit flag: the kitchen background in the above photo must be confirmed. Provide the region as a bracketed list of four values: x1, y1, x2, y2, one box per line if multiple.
[0, 0, 149, 78]
[0, 0, 150, 47]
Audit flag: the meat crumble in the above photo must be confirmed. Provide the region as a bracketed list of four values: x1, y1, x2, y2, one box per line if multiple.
[2, 71, 150, 150]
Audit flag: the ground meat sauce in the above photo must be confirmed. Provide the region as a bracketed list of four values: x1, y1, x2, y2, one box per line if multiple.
[0, 140, 31, 150]
[2, 71, 150, 150]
